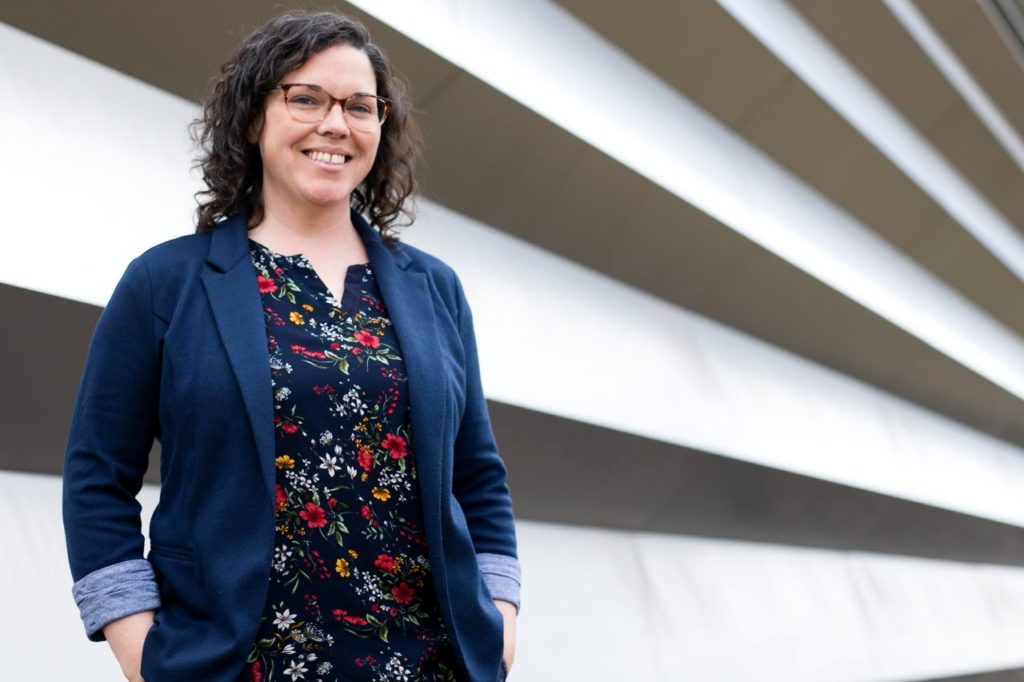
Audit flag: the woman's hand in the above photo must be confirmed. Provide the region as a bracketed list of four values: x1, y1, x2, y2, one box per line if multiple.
[494, 599, 517, 673]
[103, 610, 155, 682]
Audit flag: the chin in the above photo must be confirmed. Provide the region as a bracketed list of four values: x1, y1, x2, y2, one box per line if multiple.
[302, 188, 353, 208]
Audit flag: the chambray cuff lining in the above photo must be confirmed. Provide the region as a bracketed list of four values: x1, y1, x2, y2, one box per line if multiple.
[72, 559, 161, 641]
[478, 552, 521, 613]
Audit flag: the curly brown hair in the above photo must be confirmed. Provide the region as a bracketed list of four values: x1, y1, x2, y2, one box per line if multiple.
[191, 11, 420, 241]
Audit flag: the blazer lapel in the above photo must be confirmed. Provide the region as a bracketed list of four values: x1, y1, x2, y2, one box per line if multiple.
[201, 215, 277, 500]
[354, 213, 448, 535]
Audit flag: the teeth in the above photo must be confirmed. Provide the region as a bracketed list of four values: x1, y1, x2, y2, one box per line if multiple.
[307, 151, 346, 165]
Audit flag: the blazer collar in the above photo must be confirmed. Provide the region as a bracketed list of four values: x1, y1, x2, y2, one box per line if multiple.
[206, 210, 413, 273]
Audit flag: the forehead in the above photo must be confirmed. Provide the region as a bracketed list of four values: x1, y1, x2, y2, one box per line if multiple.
[284, 44, 377, 93]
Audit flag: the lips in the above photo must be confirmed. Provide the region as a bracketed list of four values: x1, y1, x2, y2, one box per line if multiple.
[303, 150, 351, 166]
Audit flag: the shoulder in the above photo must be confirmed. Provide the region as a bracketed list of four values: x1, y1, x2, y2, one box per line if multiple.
[134, 231, 212, 273]
[116, 232, 213, 321]
[396, 239, 456, 280]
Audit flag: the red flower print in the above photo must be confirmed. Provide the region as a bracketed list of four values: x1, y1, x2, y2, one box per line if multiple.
[291, 344, 306, 353]
[360, 504, 372, 521]
[281, 422, 299, 435]
[299, 502, 327, 528]
[391, 581, 415, 605]
[256, 275, 277, 294]
[274, 267, 284, 275]
[329, 342, 341, 351]
[374, 554, 396, 572]
[332, 607, 366, 625]
[352, 347, 362, 355]
[381, 433, 407, 459]
[275, 484, 287, 511]
[327, 497, 338, 509]
[354, 330, 380, 348]
[357, 448, 373, 471]
[250, 661, 262, 682]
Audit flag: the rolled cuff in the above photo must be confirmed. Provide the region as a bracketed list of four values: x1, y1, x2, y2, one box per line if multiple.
[478, 552, 521, 613]
[72, 559, 161, 641]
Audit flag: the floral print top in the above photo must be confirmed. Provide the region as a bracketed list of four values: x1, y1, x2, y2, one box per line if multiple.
[240, 240, 457, 682]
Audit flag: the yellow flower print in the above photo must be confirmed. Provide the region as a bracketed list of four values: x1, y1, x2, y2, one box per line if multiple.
[335, 558, 351, 577]
[275, 455, 295, 469]
[372, 486, 391, 502]
[289, 311, 304, 325]
[348, 549, 359, 559]
[302, 304, 313, 312]
[360, 472, 368, 482]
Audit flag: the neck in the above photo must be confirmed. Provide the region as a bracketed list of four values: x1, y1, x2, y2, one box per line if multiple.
[251, 192, 361, 253]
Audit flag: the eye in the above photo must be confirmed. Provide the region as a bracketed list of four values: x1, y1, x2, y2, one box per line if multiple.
[289, 94, 322, 108]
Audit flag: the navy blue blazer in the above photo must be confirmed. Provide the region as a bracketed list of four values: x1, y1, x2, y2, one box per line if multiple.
[63, 211, 519, 682]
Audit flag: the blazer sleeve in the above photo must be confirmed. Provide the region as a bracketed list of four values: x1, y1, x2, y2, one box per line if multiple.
[63, 257, 162, 641]
[450, 273, 522, 611]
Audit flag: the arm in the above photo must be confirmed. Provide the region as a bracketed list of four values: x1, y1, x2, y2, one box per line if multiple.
[63, 257, 162, 675]
[104, 610, 155, 682]
[450, 274, 521, 669]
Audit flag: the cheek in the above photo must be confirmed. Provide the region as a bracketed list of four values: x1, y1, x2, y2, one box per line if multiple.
[362, 137, 383, 172]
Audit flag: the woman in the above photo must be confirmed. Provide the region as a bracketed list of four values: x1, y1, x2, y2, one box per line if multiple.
[62, 12, 520, 682]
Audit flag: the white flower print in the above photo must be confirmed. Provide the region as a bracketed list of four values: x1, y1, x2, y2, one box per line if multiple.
[275, 386, 292, 402]
[384, 655, 413, 681]
[283, 658, 308, 680]
[273, 609, 297, 631]
[338, 387, 368, 417]
[304, 622, 327, 643]
[272, 545, 293, 573]
[319, 453, 340, 477]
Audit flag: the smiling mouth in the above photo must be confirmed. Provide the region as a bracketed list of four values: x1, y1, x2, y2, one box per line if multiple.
[304, 150, 351, 166]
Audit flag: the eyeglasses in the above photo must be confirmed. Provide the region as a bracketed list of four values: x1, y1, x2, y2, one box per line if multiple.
[271, 83, 392, 131]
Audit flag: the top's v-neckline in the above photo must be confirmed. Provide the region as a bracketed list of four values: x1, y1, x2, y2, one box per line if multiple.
[249, 238, 369, 311]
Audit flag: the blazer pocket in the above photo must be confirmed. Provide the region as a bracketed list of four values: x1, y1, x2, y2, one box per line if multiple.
[149, 542, 195, 561]
[148, 542, 206, 618]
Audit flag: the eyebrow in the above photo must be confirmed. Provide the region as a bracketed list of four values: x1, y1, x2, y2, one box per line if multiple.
[289, 83, 379, 98]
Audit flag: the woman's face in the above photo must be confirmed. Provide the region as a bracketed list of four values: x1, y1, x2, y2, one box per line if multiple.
[256, 45, 382, 215]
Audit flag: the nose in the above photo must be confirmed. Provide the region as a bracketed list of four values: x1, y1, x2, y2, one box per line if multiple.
[317, 101, 351, 136]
